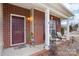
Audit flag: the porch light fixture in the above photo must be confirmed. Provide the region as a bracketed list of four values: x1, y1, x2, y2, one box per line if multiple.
[27, 16, 33, 22]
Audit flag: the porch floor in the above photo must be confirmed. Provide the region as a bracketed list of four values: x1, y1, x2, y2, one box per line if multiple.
[2, 44, 44, 56]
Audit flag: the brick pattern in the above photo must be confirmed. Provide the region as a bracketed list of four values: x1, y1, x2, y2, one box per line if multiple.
[50, 15, 61, 32]
[3, 3, 61, 48]
[3, 3, 30, 48]
[56, 20, 61, 32]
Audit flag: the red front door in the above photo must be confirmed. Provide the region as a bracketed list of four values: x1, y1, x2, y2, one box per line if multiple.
[34, 10, 45, 44]
[12, 16, 24, 45]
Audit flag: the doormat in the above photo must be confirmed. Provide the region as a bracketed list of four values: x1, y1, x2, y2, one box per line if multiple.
[14, 44, 26, 49]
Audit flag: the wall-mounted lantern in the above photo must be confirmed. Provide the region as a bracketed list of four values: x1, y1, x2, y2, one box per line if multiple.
[27, 16, 33, 22]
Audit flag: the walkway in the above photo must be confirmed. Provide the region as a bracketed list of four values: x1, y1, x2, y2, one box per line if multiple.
[2, 44, 44, 56]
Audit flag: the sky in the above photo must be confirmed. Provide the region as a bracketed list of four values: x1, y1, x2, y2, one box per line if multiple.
[61, 3, 79, 26]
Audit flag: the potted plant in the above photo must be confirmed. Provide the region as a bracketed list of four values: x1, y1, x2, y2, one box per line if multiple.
[27, 33, 32, 44]
[27, 32, 34, 44]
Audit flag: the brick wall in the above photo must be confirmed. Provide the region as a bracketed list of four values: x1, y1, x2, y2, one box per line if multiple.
[50, 15, 61, 32]
[3, 3, 30, 48]
[3, 3, 61, 48]
[56, 19, 61, 32]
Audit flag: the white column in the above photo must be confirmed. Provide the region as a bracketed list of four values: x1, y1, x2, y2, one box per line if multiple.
[31, 8, 35, 42]
[77, 24, 79, 31]
[45, 9, 50, 50]
[31, 8, 34, 34]
[0, 4, 3, 55]
[67, 19, 70, 40]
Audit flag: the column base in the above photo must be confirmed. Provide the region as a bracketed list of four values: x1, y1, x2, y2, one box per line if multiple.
[45, 45, 50, 50]
[0, 45, 3, 56]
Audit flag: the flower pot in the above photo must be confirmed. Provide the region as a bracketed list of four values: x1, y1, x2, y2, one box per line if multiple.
[28, 40, 32, 44]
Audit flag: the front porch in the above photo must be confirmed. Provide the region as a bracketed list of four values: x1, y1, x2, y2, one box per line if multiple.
[2, 37, 79, 56]
[2, 44, 44, 56]
[0, 3, 76, 56]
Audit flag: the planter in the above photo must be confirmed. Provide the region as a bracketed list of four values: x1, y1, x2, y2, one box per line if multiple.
[28, 40, 32, 44]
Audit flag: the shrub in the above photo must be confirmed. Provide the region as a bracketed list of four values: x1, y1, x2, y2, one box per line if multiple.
[61, 27, 64, 36]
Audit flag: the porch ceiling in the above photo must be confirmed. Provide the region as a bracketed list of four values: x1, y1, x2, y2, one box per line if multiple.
[10, 3, 74, 19]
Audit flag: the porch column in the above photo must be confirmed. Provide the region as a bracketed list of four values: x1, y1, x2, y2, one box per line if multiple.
[0, 4, 3, 55]
[31, 8, 34, 41]
[77, 24, 79, 31]
[67, 19, 70, 40]
[45, 9, 50, 50]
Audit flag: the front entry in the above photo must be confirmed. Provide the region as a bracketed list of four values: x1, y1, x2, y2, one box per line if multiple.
[34, 10, 45, 44]
[10, 14, 26, 46]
